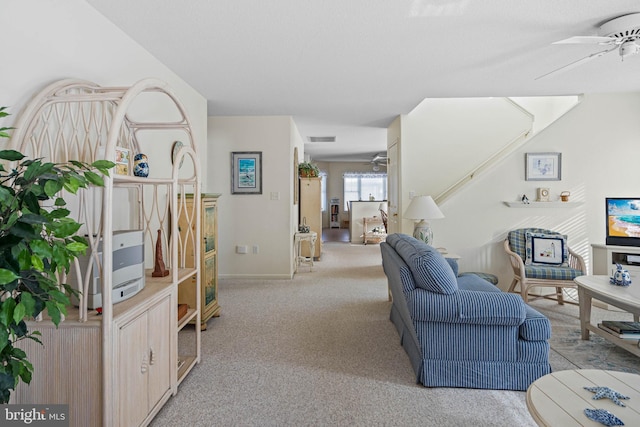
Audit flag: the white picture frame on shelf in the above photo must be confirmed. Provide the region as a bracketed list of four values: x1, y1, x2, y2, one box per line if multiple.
[115, 146, 130, 175]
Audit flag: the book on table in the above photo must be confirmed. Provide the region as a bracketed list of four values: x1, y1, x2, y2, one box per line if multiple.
[598, 323, 640, 339]
[601, 321, 640, 334]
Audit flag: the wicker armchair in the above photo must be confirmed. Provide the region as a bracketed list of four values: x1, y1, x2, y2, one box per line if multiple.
[504, 228, 586, 305]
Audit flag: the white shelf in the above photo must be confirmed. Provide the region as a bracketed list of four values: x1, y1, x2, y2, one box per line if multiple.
[503, 201, 583, 208]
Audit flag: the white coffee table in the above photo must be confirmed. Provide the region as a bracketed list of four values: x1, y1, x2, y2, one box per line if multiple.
[574, 275, 640, 357]
[527, 369, 640, 427]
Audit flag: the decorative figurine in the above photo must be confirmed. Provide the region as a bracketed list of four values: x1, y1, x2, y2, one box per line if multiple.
[521, 194, 530, 204]
[610, 263, 631, 286]
[133, 153, 149, 177]
[152, 229, 170, 277]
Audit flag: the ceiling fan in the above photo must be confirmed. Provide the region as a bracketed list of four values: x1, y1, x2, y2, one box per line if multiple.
[366, 153, 387, 171]
[536, 13, 640, 80]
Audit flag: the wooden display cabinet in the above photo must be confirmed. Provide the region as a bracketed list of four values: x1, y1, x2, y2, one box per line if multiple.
[178, 193, 221, 330]
[10, 79, 202, 427]
[299, 177, 322, 259]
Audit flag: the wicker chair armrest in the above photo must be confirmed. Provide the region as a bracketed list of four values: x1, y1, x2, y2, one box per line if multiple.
[504, 239, 525, 276]
[568, 247, 586, 272]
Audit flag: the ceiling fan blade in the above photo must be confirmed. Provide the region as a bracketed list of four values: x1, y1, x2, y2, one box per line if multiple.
[553, 36, 617, 45]
[535, 46, 618, 80]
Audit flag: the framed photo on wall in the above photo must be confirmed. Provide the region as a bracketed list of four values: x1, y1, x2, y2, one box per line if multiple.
[231, 151, 262, 194]
[525, 152, 562, 181]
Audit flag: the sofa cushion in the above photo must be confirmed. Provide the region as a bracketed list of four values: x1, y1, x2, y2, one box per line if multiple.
[445, 258, 459, 277]
[457, 274, 499, 292]
[393, 236, 458, 294]
[384, 233, 402, 248]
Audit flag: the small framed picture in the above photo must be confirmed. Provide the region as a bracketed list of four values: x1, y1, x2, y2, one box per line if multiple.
[525, 152, 561, 181]
[231, 151, 262, 194]
[115, 147, 130, 175]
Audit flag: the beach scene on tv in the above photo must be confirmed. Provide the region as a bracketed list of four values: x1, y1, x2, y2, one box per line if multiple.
[608, 199, 640, 237]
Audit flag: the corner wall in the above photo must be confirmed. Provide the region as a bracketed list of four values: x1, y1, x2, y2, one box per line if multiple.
[208, 116, 299, 278]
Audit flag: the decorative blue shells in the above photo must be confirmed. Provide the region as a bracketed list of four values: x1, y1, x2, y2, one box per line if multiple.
[584, 408, 624, 426]
[133, 153, 149, 177]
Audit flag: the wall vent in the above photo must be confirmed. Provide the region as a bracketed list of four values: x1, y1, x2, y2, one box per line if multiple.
[307, 136, 336, 143]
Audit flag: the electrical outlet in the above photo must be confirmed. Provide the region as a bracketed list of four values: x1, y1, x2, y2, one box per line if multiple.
[236, 245, 248, 254]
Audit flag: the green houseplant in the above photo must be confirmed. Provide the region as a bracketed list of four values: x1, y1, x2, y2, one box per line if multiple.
[0, 106, 114, 403]
[298, 161, 319, 178]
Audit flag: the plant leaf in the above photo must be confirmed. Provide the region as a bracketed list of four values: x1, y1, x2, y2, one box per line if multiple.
[12, 302, 26, 325]
[0, 297, 16, 328]
[43, 180, 63, 197]
[83, 171, 104, 186]
[30, 255, 44, 271]
[66, 241, 87, 253]
[0, 150, 25, 161]
[91, 160, 115, 170]
[0, 269, 19, 285]
[45, 301, 61, 326]
[19, 293, 36, 318]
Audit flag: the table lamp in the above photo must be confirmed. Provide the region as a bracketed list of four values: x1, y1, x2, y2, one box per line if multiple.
[403, 195, 444, 245]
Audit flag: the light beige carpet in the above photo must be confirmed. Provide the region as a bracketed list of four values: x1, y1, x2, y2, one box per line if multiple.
[152, 242, 638, 427]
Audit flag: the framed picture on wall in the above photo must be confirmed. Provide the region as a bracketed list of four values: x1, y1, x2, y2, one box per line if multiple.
[231, 151, 262, 194]
[525, 152, 562, 181]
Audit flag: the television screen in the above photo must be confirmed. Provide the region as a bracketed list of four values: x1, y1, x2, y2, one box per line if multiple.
[606, 198, 640, 247]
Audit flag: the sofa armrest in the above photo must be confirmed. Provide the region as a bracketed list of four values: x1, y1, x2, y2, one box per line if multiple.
[406, 289, 526, 326]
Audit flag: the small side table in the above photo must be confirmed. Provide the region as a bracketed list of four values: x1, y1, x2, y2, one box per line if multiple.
[363, 216, 386, 245]
[294, 231, 318, 272]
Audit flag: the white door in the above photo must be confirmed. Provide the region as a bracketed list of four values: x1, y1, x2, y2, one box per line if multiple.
[387, 141, 399, 234]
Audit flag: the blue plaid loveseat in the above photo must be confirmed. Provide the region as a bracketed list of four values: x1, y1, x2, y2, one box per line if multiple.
[380, 233, 551, 391]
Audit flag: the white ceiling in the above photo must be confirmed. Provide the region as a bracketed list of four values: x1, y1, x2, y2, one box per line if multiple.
[87, 0, 640, 162]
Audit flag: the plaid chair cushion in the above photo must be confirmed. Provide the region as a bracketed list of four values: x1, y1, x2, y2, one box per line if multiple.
[524, 265, 583, 280]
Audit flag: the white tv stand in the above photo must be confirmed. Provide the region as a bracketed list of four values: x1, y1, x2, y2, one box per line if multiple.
[592, 244, 640, 281]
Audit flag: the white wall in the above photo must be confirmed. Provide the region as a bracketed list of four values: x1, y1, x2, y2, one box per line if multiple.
[402, 92, 640, 290]
[318, 161, 382, 227]
[0, 0, 207, 166]
[208, 116, 299, 278]
[401, 97, 533, 205]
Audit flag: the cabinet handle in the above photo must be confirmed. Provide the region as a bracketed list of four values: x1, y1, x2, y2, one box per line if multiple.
[141, 352, 148, 374]
[149, 347, 155, 365]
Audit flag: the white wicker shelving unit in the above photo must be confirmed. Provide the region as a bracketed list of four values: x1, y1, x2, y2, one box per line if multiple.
[9, 78, 202, 427]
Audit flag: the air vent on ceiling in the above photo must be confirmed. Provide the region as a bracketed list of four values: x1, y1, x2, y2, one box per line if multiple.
[307, 136, 336, 143]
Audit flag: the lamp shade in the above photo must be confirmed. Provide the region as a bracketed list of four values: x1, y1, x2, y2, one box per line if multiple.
[404, 196, 444, 220]
[378, 202, 388, 212]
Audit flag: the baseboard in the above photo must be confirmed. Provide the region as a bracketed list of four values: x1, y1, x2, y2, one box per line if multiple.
[219, 273, 293, 280]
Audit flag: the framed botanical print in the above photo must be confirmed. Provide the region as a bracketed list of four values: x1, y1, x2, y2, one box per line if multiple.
[231, 151, 262, 194]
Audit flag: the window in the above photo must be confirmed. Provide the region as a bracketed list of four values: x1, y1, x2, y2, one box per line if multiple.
[343, 172, 387, 210]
